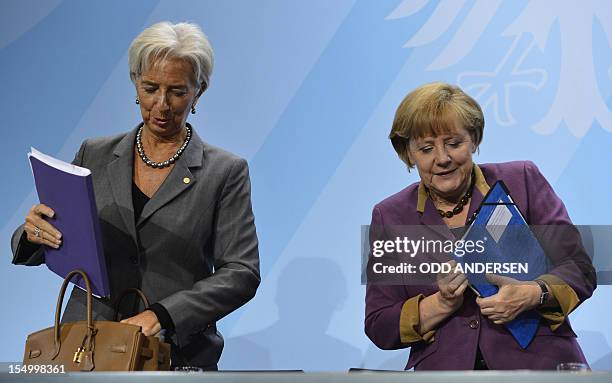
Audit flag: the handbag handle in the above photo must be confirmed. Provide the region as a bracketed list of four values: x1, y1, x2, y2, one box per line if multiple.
[52, 269, 95, 359]
[113, 288, 151, 322]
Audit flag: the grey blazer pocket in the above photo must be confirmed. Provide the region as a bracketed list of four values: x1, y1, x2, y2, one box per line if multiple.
[173, 325, 224, 368]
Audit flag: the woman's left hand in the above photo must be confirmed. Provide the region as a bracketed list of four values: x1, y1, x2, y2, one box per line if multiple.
[120, 310, 161, 336]
[476, 274, 541, 324]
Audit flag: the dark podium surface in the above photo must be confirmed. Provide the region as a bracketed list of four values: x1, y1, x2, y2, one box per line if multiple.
[1, 370, 612, 383]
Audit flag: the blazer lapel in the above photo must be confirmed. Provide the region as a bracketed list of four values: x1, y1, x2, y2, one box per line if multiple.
[418, 184, 488, 239]
[419, 199, 454, 241]
[466, 164, 491, 223]
[137, 127, 204, 226]
[107, 128, 139, 244]
[413, 164, 492, 263]
[417, 201, 455, 263]
[467, 187, 484, 223]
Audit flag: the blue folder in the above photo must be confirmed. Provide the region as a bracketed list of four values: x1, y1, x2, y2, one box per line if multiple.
[455, 180, 550, 348]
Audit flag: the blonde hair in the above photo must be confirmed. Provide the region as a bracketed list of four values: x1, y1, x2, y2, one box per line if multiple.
[390, 82, 484, 168]
[128, 22, 214, 89]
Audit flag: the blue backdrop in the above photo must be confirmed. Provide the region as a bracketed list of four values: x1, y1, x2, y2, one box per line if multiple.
[1, 0, 611, 370]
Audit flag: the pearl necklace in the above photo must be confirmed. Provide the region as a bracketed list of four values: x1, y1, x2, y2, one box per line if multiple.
[136, 124, 191, 169]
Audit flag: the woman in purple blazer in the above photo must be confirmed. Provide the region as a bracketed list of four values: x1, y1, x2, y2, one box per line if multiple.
[364, 82, 596, 370]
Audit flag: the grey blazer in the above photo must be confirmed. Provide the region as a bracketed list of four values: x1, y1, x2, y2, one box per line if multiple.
[11, 125, 261, 368]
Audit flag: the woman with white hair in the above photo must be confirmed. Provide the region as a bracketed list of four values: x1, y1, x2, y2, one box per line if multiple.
[11, 22, 260, 370]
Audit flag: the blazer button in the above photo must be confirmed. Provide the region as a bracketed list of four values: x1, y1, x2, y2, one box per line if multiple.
[469, 319, 480, 329]
[130, 255, 138, 265]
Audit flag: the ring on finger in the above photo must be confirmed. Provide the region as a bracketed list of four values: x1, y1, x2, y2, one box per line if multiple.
[33, 226, 41, 238]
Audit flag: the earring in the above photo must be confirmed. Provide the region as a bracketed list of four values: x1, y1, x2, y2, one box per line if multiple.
[135, 97, 140, 105]
[191, 105, 196, 114]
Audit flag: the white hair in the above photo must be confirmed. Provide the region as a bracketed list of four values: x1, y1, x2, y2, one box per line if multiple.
[128, 22, 214, 89]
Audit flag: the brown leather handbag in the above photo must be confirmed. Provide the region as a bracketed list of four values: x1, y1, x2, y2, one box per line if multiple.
[22, 269, 170, 371]
[112, 287, 171, 371]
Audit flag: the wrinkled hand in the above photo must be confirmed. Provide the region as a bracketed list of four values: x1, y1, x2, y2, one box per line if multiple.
[120, 310, 161, 336]
[476, 274, 540, 325]
[24, 204, 62, 248]
[436, 260, 469, 312]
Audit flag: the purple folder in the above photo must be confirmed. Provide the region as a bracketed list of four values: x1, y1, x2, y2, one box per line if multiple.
[28, 148, 110, 297]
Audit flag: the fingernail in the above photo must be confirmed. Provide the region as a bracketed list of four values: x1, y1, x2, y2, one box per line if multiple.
[56, 233, 62, 239]
[50, 211, 55, 218]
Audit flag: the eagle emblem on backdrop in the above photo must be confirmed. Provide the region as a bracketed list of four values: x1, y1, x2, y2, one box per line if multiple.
[388, 0, 612, 137]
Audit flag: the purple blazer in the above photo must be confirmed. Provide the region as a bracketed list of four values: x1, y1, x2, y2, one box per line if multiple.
[364, 161, 596, 370]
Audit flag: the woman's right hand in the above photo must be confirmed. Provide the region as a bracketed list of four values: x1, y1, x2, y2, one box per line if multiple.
[416, 260, 470, 335]
[436, 260, 468, 312]
[24, 204, 62, 248]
